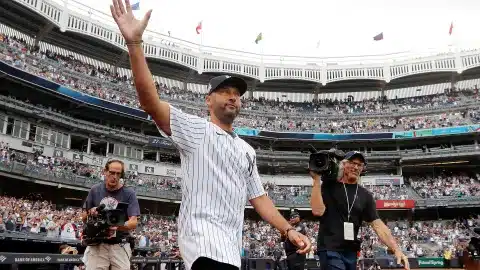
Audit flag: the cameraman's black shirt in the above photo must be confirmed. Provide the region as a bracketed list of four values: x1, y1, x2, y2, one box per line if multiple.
[84, 183, 141, 241]
[284, 222, 307, 255]
[316, 181, 379, 252]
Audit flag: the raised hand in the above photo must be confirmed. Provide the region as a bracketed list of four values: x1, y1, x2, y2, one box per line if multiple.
[110, 0, 152, 43]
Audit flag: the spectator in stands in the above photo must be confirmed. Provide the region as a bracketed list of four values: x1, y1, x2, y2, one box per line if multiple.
[60, 244, 80, 270]
[0, 216, 5, 232]
[46, 215, 60, 238]
[60, 218, 78, 240]
[4, 215, 16, 231]
[444, 247, 452, 269]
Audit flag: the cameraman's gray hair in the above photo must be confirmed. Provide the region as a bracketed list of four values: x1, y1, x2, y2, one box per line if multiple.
[337, 160, 346, 181]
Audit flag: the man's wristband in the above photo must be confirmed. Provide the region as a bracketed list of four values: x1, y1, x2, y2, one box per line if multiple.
[126, 40, 143, 46]
[284, 227, 295, 237]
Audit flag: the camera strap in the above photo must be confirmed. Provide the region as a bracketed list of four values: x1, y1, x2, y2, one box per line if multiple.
[343, 183, 358, 222]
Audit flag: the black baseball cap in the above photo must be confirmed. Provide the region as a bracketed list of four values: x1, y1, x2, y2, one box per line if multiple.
[290, 210, 300, 219]
[344, 151, 367, 165]
[207, 75, 247, 96]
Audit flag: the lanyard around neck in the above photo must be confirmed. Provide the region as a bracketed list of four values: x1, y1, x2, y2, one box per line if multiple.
[343, 183, 358, 222]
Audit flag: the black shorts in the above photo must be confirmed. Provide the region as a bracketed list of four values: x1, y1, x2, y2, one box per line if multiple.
[286, 253, 306, 270]
[191, 257, 239, 270]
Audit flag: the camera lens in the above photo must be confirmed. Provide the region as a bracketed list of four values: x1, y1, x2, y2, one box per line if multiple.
[110, 216, 118, 223]
[315, 156, 327, 168]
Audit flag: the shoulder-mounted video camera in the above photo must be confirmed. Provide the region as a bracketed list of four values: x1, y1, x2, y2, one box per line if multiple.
[308, 148, 345, 181]
[82, 203, 128, 246]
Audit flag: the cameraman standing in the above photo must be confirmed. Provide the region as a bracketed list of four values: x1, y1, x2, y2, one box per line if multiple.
[281, 210, 307, 270]
[82, 159, 141, 270]
[310, 151, 409, 270]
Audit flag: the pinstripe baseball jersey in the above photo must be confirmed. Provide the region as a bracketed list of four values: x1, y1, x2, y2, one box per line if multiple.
[157, 105, 265, 270]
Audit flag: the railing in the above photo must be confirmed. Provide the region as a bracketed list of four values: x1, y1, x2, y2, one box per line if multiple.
[1, 162, 182, 201]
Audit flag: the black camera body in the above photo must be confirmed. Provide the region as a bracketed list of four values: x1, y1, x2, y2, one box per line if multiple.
[82, 203, 128, 246]
[308, 149, 345, 181]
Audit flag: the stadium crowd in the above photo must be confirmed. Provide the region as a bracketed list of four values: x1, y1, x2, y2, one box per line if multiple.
[1, 33, 480, 134]
[408, 173, 480, 198]
[0, 194, 475, 261]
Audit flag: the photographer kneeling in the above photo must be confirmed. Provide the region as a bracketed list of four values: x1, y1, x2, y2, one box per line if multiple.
[309, 151, 409, 270]
[82, 159, 140, 270]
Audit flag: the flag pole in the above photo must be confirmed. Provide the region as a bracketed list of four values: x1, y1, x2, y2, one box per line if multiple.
[200, 31, 204, 52]
[260, 42, 264, 65]
[448, 21, 455, 53]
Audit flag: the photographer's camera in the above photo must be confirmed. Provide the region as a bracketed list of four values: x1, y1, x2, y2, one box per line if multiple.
[308, 148, 345, 181]
[82, 203, 128, 246]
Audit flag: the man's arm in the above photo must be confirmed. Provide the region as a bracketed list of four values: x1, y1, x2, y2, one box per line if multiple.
[250, 195, 311, 253]
[113, 190, 141, 231]
[250, 195, 292, 235]
[364, 192, 401, 254]
[130, 44, 206, 151]
[245, 153, 291, 233]
[310, 172, 326, 216]
[127, 45, 171, 135]
[370, 219, 401, 254]
[112, 0, 205, 150]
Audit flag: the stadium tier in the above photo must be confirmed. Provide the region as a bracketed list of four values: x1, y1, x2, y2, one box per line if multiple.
[1, 32, 480, 137]
[0, 0, 480, 269]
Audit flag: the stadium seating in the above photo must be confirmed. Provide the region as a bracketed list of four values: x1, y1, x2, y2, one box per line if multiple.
[1, 33, 480, 134]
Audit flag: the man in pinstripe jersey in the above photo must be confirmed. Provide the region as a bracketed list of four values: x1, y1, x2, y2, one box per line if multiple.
[110, 1, 312, 269]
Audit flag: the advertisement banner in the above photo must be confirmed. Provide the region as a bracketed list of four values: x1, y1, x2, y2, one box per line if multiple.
[0, 253, 82, 264]
[91, 157, 103, 166]
[233, 128, 259, 136]
[417, 257, 444, 268]
[393, 131, 414, 139]
[148, 137, 174, 148]
[360, 176, 404, 186]
[413, 129, 433, 137]
[253, 130, 394, 140]
[376, 200, 415, 209]
[376, 178, 403, 185]
[129, 164, 139, 171]
[53, 150, 63, 158]
[432, 126, 469, 136]
[166, 169, 176, 177]
[72, 153, 83, 162]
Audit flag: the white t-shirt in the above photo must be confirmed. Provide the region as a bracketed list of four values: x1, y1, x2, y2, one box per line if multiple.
[60, 222, 77, 239]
